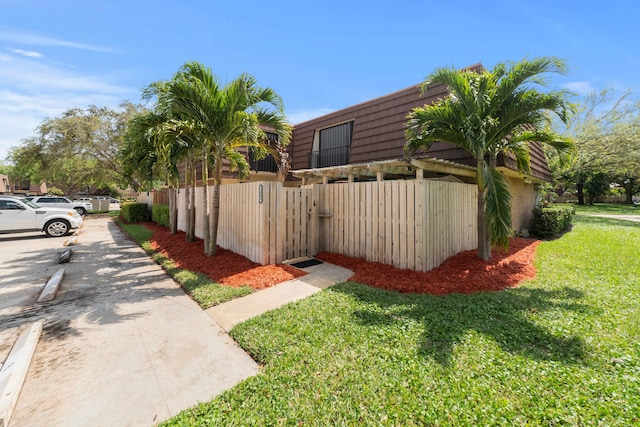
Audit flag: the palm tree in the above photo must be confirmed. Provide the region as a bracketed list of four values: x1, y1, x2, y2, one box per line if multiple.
[165, 62, 291, 256]
[405, 57, 574, 260]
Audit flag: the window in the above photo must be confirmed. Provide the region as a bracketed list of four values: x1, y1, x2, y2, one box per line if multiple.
[310, 121, 353, 168]
[0, 200, 22, 210]
[248, 132, 279, 173]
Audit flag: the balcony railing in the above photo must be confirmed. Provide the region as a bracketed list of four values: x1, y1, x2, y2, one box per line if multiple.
[309, 146, 350, 168]
[248, 152, 279, 173]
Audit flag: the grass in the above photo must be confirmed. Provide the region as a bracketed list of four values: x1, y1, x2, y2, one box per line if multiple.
[162, 215, 640, 426]
[114, 216, 252, 308]
[554, 202, 639, 215]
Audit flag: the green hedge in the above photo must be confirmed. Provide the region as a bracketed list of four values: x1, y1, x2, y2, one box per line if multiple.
[152, 204, 170, 228]
[529, 206, 575, 238]
[121, 203, 150, 223]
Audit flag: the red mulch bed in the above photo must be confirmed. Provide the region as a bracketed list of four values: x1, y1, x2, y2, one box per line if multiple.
[140, 220, 539, 295]
[141, 222, 305, 290]
[315, 237, 540, 295]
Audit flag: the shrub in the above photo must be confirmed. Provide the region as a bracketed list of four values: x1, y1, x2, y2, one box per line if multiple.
[121, 203, 150, 223]
[529, 206, 575, 238]
[152, 204, 170, 228]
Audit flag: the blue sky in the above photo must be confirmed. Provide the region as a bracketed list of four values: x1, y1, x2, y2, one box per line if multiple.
[1, 0, 638, 161]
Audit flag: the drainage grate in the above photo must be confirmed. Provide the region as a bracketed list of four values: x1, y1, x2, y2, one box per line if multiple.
[289, 259, 324, 269]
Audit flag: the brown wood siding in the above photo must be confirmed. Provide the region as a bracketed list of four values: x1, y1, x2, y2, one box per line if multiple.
[290, 81, 551, 180]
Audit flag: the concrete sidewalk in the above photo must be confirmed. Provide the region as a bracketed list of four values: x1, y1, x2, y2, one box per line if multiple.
[207, 261, 354, 332]
[582, 214, 640, 223]
[4, 217, 259, 427]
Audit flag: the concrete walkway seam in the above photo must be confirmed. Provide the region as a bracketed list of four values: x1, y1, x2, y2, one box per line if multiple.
[37, 268, 65, 303]
[0, 321, 43, 427]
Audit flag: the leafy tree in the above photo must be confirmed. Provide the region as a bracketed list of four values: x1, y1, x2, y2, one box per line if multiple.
[583, 171, 612, 205]
[162, 62, 291, 256]
[555, 89, 640, 204]
[122, 109, 199, 238]
[8, 104, 144, 197]
[405, 57, 574, 260]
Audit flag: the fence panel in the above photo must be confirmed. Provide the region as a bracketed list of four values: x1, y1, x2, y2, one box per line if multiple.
[317, 180, 477, 271]
[141, 179, 477, 271]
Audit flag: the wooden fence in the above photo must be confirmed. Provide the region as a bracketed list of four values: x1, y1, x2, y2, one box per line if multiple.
[144, 179, 477, 271]
[318, 180, 477, 271]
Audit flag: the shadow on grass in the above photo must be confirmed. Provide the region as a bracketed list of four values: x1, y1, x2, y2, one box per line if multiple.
[333, 282, 592, 367]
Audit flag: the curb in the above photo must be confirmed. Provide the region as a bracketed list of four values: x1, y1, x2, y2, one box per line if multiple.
[37, 268, 65, 303]
[0, 321, 43, 427]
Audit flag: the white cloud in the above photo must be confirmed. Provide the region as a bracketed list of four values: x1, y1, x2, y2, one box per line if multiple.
[0, 27, 116, 53]
[286, 108, 336, 125]
[562, 81, 596, 95]
[0, 54, 131, 94]
[0, 53, 137, 162]
[8, 48, 44, 58]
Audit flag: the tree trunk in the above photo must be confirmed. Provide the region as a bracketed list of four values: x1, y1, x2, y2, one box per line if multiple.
[476, 160, 491, 261]
[576, 181, 585, 205]
[185, 157, 195, 242]
[185, 184, 192, 241]
[208, 155, 223, 256]
[202, 148, 211, 255]
[624, 181, 634, 204]
[189, 159, 197, 240]
[168, 186, 178, 234]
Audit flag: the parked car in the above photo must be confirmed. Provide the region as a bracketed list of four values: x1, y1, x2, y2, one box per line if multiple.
[93, 196, 120, 204]
[0, 196, 83, 237]
[24, 196, 93, 216]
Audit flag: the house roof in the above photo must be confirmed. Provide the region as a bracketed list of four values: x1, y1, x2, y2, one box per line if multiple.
[288, 66, 553, 182]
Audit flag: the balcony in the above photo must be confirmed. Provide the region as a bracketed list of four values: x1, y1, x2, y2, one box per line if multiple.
[309, 146, 350, 168]
[248, 151, 278, 173]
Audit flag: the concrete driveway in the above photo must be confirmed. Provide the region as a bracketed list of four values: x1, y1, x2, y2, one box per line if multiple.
[0, 216, 258, 426]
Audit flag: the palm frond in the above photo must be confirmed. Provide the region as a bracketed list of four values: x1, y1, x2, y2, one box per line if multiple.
[483, 164, 512, 248]
[224, 147, 250, 178]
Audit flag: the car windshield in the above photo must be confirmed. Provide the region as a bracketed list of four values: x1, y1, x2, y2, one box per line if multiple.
[20, 198, 41, 209]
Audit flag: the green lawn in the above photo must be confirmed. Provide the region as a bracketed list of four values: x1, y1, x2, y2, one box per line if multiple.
[161, 215, 639, 426]
[554, 202, 639, 215]
[115, 217, 252, 308]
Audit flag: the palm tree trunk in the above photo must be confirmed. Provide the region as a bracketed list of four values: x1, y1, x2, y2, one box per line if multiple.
[208, 154, 223, 256]
[202, 147, 211, 255]
[190, 159, 197, 240]
[185, 157, 195, 242]
[168, 186, 178, 234]
[477, 159, 491, 261]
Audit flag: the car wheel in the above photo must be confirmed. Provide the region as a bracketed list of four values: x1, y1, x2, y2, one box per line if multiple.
[75, 207, 86, 216]
[44, 219, 70, 237]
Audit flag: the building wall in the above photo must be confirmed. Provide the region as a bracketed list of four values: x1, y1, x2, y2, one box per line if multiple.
[289, 75, 552, 181]
[507, 176, 536, 232]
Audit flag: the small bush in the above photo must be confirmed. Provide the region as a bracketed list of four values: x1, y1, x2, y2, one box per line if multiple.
[121, 203, 150, 223]
[529, 206, 575, 238]
[152, 204, 170, 228]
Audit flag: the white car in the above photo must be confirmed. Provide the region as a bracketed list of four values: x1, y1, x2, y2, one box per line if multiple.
[0, 196, 83, 237]
[24, 196, 93, 216]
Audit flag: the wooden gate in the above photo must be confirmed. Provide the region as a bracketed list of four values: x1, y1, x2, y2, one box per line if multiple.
[282, 186, 315, 260]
